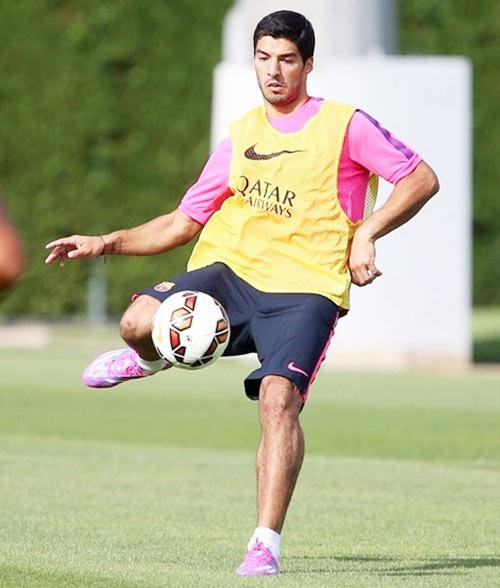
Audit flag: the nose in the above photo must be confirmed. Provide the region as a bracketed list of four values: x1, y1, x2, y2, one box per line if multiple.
[268, 58, 281, 79]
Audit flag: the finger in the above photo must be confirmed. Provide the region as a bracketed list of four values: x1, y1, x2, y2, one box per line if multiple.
[357, 280, 372, 288]
[46, 252, 67, 266]
[45, 252, 57, 265]
[45, 245, 67, 265]
[353, 267, 375, 287]
[67, 245, 90, 259]
[351, 268, 366, 287]
[367, 263, 382, 278]
[364, 268, 377, 284]
[45, 236, 79, 249]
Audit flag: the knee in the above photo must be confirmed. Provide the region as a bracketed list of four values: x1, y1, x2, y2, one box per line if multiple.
[259, 376, 302, 425]
[119, 296, 159, 345]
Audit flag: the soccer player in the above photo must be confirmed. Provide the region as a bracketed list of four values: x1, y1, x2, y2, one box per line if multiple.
[0, 198, 24, 292]
[45, 11, 439, 576]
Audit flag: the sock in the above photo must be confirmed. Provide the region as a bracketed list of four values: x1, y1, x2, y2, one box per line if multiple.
[135, 355, 167, 374]
[248, 527, 281, 561]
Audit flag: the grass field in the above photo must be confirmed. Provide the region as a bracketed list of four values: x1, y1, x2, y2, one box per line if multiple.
[1, 332, 500, 587]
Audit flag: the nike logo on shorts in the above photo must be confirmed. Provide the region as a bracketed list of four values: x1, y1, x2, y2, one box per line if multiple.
[244, 144, 305, 161]
[287, 362, 310, 377]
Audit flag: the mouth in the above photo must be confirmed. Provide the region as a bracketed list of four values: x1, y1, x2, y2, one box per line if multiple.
[267, 82, 284, 89]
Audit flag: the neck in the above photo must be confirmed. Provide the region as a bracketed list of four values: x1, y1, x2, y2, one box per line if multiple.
[264, 92, 310, 118]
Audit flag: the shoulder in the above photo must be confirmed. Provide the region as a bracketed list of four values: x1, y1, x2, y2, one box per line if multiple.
[346, 110, 421, 182]
[347, 109, 413, 156]
[348, 109, 383, 135]
[230, 106, 262, 129]
[322, 99, 356, 113]
[320, 100, 357, 126]
[313, 100, 357, 136]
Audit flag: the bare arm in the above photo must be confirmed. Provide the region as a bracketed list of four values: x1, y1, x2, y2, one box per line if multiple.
[349, 160, 439, 286]
[0, 216, 24, 290]
[45, 209, 202, 265]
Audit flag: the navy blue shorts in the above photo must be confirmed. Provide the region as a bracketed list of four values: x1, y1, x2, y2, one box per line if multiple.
[139, 263, 339, 402]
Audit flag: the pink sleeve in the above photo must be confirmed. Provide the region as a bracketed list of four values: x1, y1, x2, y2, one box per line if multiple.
[178, 137, 233, 225]
[348, 111, 422, 184]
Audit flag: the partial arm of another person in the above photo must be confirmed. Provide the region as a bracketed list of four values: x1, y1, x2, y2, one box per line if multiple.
[0, 214, 25, 290]
[349, 160, 439, 286]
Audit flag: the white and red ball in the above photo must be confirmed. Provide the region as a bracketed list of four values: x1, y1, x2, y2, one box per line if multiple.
[152, 290, 230, 369]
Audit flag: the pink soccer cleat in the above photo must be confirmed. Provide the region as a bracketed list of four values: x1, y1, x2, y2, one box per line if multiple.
[235, 541, 279, 577]
[82, 348, 153, 388]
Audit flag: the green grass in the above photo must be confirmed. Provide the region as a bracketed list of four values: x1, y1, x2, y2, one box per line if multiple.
[473, 307, 500, 363]
[1, 336, 500, 587]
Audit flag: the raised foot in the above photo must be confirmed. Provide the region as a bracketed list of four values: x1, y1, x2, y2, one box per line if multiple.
[82, 348, 152, 388]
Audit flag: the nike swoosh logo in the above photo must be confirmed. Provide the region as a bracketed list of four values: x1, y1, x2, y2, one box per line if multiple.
[287, 362, 310, 377]
[244, 144, 305, 160]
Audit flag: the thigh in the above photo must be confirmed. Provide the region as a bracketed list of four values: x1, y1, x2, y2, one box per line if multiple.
[244, 293, 339, 401]
[137, 263, 256, 356]
[139, 263, 231, 303]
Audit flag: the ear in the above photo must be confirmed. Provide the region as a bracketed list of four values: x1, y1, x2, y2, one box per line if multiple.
[304, 57, 314, 74]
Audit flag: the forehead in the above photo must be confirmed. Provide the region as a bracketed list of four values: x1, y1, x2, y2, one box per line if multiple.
[255, 36, 300, 56]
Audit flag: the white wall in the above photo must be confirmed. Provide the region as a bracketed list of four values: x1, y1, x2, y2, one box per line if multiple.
[212, 57, 472, 370]
[212, 1, 472, 370]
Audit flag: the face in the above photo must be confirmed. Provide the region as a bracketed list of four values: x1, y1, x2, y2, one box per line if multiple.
[254, 36, 313, 108]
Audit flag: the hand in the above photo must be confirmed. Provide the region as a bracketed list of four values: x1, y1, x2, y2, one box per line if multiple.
[44, 235, 106, 266]
[348, 233, 382, 287]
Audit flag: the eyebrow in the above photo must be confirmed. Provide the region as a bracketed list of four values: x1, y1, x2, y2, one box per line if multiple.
[256, 49, 299, 58]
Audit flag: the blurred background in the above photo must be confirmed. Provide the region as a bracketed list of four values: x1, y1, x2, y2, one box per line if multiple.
[1, 3, 499, 585]
[0, 0, 498, 365]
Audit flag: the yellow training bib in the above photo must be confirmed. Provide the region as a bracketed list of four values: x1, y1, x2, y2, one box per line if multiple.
[188, 100, 365, 309]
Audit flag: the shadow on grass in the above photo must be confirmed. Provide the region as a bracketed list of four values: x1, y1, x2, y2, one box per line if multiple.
[290, 555, 500, 577]
[382, 556, 500, 577]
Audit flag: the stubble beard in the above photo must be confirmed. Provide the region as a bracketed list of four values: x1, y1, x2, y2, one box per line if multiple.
[258, 79, 298, 107]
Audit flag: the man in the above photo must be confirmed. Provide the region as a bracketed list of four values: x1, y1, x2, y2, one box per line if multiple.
[0, 198, 24, 292]
[45, 10, 439, 576]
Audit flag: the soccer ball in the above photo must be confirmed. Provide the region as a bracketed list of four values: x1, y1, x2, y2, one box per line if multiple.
[152, 290, 230, 369]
